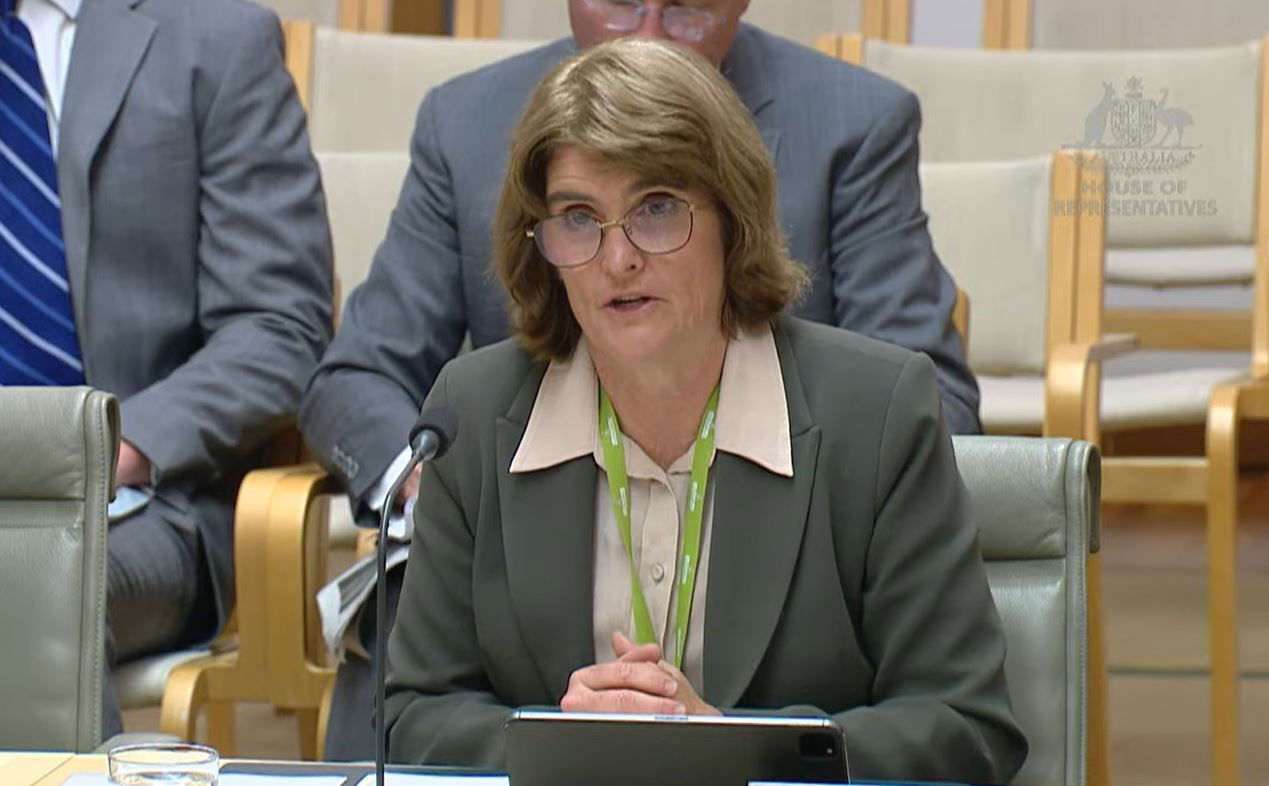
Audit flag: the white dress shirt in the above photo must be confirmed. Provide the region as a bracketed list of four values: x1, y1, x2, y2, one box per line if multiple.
[16, 0, 81, 152]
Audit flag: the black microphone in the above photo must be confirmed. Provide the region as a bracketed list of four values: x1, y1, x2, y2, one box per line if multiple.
[376, 404, 459, 786]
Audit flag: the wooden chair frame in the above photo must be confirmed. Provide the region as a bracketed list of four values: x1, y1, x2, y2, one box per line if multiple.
[452, 0, 501, 38]
[283, 21, 317, 111]
[1093, 40, 1269, 786]
[339, 0, 392, 33]
[983, 0, 1029, 49]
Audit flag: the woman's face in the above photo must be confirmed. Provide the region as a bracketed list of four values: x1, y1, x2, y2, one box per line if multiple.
[542, 145, 727, 365]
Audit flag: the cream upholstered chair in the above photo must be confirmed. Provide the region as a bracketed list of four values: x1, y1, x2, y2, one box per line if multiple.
[155, 151, 411, 760]
[451, 0, 907, 49]
[954, 435, 1100, 786]
[283, 22, 542, 152]
[921, 151, 1121, 786]
[826, 37, 1269, 786]
[0, 387, 117, 752]
[861, 39, 1264, 318]
[921, 152, 1132, 441]
[995, 0, 1269, 50]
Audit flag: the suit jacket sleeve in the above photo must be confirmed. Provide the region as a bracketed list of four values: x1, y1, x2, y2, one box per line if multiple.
[384, 368, 513, 765]
[118, 10, 333, 482]
[829, 90, 982, 435]
[734, 354, 1025, 783]
[300, 90, 469, 510]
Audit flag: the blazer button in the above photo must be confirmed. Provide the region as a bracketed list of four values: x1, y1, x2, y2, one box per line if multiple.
[651, 563, 665, 583]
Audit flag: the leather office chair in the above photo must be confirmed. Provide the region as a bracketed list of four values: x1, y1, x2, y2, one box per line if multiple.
[953, 435, 1100, 786]
[0, 386, 119, 752]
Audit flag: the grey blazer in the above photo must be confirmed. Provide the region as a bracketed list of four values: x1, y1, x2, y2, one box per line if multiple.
[58, 0, 333, 622]
[385, 317, 1026, 785]
[301, 24, 980, 522]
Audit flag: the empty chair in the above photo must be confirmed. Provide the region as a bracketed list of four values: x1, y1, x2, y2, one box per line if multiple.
[953, 435, 1100, 786]
[284, 23, 543, 152]
[0, 387, 118, 752]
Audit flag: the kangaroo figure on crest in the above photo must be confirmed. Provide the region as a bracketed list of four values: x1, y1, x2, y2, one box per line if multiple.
[1081, 81, 1115, 147]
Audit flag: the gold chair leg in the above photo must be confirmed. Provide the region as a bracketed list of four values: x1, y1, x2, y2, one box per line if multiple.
[1207, 386, 1242, 786]
[1086, 550, 1111, 786]
[205, 701, 235, 755]
[316, 672, 336, 762]
[159, 661, 211, 742]
[296, 708, 321, 761]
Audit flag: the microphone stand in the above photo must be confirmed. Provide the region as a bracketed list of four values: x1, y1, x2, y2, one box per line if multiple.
[375, 430, 443, 786]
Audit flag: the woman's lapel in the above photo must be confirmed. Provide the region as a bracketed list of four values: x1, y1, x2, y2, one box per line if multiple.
[703, 321, 822, 708]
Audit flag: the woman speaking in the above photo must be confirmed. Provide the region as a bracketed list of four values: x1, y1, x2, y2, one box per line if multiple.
[384, 38, 1026, 785]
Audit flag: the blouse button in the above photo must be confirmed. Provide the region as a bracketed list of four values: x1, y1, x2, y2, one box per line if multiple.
[651, 563, 666, 582]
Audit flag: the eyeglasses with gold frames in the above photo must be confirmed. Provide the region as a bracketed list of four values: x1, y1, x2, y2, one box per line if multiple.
[526, 196, 700, 268]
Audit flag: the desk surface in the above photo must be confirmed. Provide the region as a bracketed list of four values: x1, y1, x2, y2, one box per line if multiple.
[24, 755, 390, 785]
[30, 753, 104, 785]
[0, 753, 75, 785]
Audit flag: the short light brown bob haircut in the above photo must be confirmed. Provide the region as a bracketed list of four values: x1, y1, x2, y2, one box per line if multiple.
[494, 38, 807, 360]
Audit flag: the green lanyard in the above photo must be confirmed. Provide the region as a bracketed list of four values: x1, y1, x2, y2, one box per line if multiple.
[598, 385, 719, 669]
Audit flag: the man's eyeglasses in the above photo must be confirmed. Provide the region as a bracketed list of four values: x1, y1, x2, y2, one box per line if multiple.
[583, 0, 725, 44]
[526, 196, 698, 268]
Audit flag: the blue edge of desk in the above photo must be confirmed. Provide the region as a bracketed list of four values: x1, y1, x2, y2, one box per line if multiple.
[222, 760, 962, 786]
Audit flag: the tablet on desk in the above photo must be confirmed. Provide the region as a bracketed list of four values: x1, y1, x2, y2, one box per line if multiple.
[504, 711, 849, 786]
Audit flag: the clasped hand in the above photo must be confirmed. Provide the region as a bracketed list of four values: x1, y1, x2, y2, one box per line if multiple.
[560, 631, 720, 716]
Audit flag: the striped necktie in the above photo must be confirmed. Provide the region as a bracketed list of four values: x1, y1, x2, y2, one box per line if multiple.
[0, 0, 83, 385]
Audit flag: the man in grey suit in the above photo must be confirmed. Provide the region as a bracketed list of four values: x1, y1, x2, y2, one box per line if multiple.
[1, 0, 332, 735]
[302, 0, 976, 757]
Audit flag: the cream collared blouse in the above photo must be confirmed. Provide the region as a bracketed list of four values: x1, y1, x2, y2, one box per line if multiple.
[509, 324, 793, 690]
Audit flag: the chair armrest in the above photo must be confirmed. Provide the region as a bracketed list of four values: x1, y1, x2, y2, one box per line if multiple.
[263, 466, 341, 708]
[227, 465, 325, 691]
[1044, 334, 1140, 442]
[1081, 333, 1139, 363]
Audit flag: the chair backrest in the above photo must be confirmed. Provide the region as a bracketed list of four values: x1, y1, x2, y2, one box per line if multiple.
[256, 0, 394, 30]
[0, 387, 119, 752]
[837, 35, 1269, 376]
[315, 150, 413, 315]
[454, 0, 878, 48]
[920, 152, 1105, 378]
[1007, 0, 1269, 50]
[952, 435, 1101, 786]
[862, 39, 1265, 251]
[284, 22, 542, 152]
[257, 0, 341, 27]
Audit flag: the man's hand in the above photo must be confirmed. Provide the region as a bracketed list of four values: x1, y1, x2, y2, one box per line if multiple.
[612, 631, 720, 717]
[560, 632, 685, 715]
[115, 441, 152, 489]
[395, 464, 423, 510]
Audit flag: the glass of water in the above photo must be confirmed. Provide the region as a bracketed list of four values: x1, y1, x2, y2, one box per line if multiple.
[107, 742, 219, 785]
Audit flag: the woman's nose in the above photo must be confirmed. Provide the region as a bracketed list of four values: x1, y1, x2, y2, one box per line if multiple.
[597, 224, 644, 275]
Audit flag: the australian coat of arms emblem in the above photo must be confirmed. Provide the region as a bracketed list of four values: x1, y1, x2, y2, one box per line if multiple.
[1077, 77, 1197, 177]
